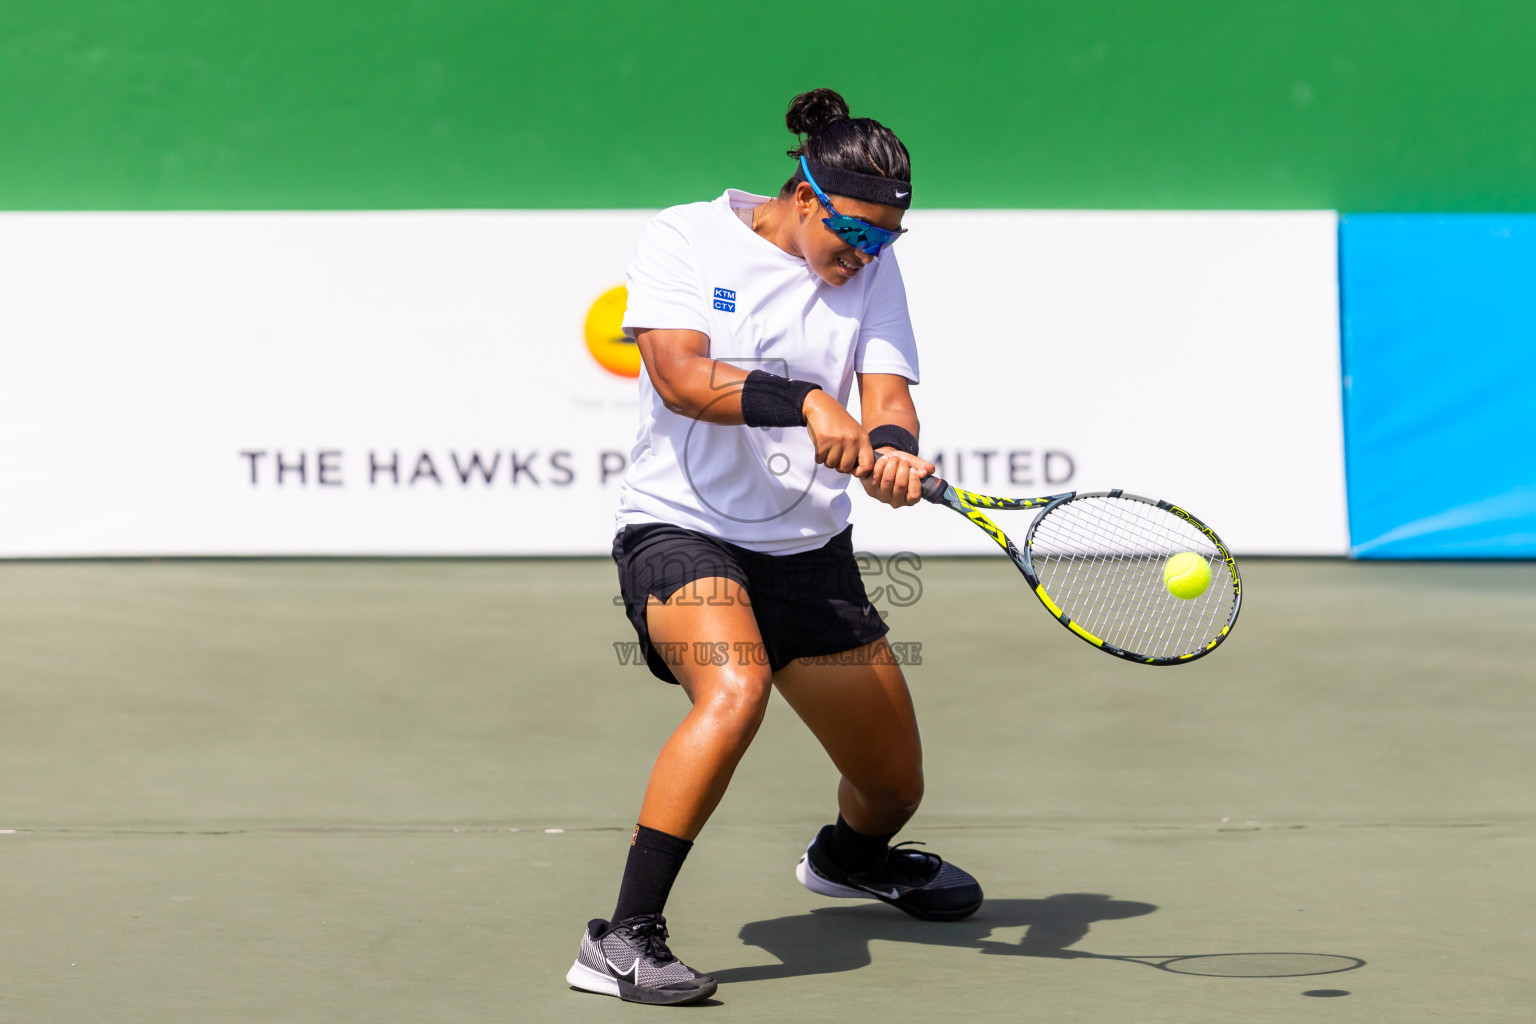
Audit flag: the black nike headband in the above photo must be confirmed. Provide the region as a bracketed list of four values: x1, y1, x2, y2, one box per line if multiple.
[794, 157, 912, 210]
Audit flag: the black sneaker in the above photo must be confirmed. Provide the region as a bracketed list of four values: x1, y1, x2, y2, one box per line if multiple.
[796, 824, 984, 921]
[565, 913, 717, 1005]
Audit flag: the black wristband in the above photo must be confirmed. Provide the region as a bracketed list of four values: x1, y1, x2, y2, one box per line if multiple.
[741, 370, 822, 428]
[868, 424, 920, 455]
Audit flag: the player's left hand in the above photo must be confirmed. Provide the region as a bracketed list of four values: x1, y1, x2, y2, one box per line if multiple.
[862, 449, 935, 509]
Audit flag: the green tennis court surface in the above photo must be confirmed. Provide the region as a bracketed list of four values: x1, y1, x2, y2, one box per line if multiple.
[3, 559, 1532, 1021]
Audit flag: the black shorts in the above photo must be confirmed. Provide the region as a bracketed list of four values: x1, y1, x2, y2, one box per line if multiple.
[612, 522, 889, 684]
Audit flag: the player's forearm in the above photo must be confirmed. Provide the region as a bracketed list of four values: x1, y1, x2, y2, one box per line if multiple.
[647, 354, 750, 424]
[860, 403, 920, 443]
[856, 373, 920, 446]
[650, 355, 836, 429]
[637, 328, 833, 427]
[636, 328, 750, 424]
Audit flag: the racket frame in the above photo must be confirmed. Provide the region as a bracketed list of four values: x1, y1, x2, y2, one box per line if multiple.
[915, 474, 1242, 665]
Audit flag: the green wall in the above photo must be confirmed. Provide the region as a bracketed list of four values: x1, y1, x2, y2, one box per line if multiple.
[4, 0, 1535, 210]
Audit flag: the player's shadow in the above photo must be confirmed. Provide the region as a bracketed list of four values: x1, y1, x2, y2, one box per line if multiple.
[712, 893, 1156, 983]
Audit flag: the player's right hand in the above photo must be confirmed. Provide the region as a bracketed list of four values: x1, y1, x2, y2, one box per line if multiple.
[803, 390, 874, 478]
[864, 450, 935, 508]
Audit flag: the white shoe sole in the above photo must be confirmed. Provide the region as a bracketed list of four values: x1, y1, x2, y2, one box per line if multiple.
[565, 959, 620, 997]
[796, 851, 874, 899]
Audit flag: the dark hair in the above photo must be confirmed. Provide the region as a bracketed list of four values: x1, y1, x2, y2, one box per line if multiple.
[779, 88, 911, 199]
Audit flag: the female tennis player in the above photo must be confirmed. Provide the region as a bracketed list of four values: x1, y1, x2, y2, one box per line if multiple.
[566, 88, 982, 1006]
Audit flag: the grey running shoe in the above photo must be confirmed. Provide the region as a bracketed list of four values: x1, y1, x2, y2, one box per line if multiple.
[796, 824, 984, 921]
[565, 913, 717, 1005]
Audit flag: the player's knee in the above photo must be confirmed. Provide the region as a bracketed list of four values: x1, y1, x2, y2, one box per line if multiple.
[698, 671, 772, 742]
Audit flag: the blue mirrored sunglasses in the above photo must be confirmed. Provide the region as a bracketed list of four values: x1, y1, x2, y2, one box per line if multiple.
[799, 156, 908, 257]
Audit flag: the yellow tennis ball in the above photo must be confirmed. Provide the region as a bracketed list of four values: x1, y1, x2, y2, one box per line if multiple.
[1163, 552, 1212, 600]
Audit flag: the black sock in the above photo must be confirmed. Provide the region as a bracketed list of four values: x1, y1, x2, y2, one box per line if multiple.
[828, 814, 895, 871]
[611, 824, 693, 924]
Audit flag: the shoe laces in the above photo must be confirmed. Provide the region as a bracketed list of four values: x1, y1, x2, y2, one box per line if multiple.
[884, 840, 942, 883]
[616, 912, 677, 964]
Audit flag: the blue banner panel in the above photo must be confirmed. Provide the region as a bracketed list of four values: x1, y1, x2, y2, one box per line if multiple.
[1341, 215, 1536, 557]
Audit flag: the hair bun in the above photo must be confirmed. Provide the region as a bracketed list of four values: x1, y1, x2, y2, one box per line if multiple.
[785, 88, 851, 137]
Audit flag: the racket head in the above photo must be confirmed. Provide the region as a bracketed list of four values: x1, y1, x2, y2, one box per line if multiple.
[1019, 490, 1241, 665]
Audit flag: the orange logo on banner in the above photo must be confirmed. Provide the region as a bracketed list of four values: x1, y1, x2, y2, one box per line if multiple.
[584, 285, 640, 378]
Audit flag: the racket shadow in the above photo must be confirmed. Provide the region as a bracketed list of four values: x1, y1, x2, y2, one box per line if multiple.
[715, 893, 1156, 984]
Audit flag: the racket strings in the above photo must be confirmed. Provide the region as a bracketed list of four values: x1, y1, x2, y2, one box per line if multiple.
[1046, 506, 1231, 656]
[1053, 502, 1233, 653]
[1029, 497, 1236, 659]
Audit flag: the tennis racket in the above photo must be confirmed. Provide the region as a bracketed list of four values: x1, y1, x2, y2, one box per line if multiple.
[873, 454, 1241, 665]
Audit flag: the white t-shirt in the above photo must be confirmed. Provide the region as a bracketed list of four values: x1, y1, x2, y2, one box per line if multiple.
[616, 189, 920, 554]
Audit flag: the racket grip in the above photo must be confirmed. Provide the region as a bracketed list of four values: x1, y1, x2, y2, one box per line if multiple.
[871, 451, 946, 504]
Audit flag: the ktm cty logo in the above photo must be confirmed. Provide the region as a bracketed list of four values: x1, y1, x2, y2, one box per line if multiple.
[584, 284, 640, 378]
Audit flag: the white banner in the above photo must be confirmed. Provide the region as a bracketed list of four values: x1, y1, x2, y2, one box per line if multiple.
[0, 211, 1345, 557]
